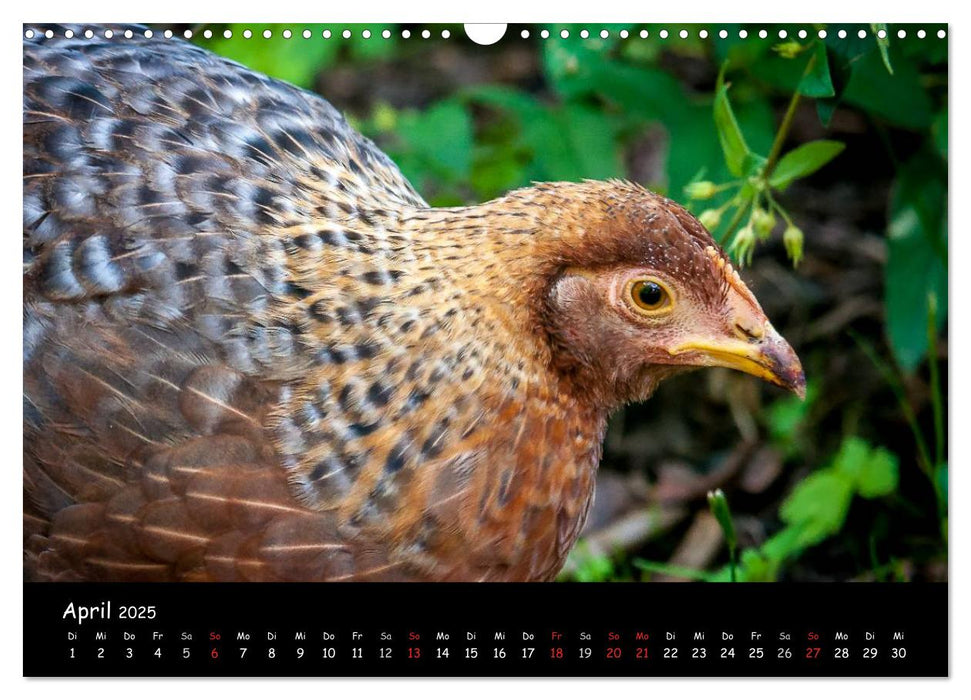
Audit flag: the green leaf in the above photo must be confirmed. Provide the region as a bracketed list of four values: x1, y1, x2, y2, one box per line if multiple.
[842, 46, 933, 129]
[831, 437, 872, 483]
[201, 24, 339, 89]
[769, 140, 846, 190]
[766, 380, 818, 451]
[559, 105, 624, 179]
[713, 71, 752, 177]
[395, 99, 474, 186]
[936, 463, 948, 502]
[831, 437, 899, 498]
[520, 105, 622, 182]
[632, 559, 713, 582]
[856, 448, 900, 499]
[348, 23, 398, 61]
[780, 471, 854, 547]
[798, 42, 836, 98]
[815, 32, 874, 126]
[871, 23, 894, 74]
[707, 489, 737, 550]
[933, 109, 948, 159]
[885, 149, 948, 371]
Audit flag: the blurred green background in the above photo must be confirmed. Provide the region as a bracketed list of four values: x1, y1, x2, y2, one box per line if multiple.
[178, 23, 947, 582]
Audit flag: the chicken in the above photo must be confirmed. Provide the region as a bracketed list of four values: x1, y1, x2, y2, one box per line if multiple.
[23, 26, 805, 582]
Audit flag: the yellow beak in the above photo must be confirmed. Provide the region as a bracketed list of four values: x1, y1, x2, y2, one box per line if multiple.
[671, 323, 806, 398]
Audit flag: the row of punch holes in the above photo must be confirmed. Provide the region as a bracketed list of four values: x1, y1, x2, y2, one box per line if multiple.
[24, 26, 947, 42]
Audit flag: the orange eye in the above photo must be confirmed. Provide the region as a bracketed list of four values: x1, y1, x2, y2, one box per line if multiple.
[630, 280, 671, 312]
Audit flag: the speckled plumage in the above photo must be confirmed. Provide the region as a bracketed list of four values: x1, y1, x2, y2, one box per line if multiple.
[23, 26, 803, 582]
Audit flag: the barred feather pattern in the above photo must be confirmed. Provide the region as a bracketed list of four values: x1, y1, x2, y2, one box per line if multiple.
[23, 27, 630, 581]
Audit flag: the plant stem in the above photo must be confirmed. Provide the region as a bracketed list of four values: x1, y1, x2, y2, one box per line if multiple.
[926, 293, 944, 470]
[717, 200, 749, 246]
[763, 51, 818, 181]
[850, 331, 934, 481]
[719, 50, 817, 246]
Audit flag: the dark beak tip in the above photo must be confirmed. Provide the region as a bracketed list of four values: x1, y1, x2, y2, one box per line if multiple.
[777, 361, 806, 399]
[791, 374, 807, 400]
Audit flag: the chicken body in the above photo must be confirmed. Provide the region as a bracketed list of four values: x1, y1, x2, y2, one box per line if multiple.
[23, 28, 802, 582]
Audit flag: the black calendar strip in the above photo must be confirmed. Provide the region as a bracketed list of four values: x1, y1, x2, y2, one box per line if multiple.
[24, 582, 947, 677]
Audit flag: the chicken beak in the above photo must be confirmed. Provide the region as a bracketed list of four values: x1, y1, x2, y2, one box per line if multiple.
[671, 322, 806, 398]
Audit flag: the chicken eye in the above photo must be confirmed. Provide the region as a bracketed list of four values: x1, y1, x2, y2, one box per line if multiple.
[631, 280, 670, 312]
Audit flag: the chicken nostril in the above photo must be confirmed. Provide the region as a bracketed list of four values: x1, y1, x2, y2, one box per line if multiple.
[735, 322, 764, 342]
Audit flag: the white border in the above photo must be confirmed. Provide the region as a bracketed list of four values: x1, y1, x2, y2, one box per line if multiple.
[6, 1, 964, 698]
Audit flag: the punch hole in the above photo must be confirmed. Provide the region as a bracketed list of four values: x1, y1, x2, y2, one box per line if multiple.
[464, 24, 507, 46]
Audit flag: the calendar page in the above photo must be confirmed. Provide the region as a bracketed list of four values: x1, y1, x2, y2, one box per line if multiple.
[22, 22, 948, 677]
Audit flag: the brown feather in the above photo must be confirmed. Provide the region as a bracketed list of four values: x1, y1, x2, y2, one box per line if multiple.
[23, 26, 801, 582]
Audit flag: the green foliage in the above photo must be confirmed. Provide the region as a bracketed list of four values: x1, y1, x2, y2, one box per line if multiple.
[765, 379, 819, 458]
[769, 140, 845, 191]
[713, 70, 752, 178]
[200, 25, 336, 88]
[707, 489, 737, 581]
[198, 24, 398, 89]
[691, 46, 848, 266]
[561, 543, 618, 582]
[885, 149, 948, 371]
[712, 438, 899, 582]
